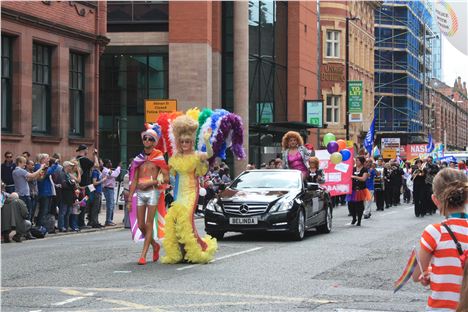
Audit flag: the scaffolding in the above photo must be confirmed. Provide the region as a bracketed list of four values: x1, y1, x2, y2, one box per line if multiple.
[374, 1, 433, 135]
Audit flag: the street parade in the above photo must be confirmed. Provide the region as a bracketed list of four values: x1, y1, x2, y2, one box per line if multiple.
[1, 1, 468, 311]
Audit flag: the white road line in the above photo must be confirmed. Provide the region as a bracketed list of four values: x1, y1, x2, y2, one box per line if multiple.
[113, 271, 132, 274]
[177, 247, 263, 271]
[381, 211, 397, 216]
[51, 296, 86, 306]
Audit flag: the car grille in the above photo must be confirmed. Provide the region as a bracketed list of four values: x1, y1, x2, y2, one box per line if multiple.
[222, 202, 269, 216]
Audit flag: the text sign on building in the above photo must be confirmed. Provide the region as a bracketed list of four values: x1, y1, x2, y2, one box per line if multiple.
[304, 100, 323, 128]
[145, 100, 177, 122]
[348, 81, 363, 114]
[381, 138, 400, 159]
[321, 63, 345, 82]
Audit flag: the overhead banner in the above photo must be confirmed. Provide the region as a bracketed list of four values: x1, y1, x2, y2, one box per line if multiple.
[316, 149, 354, 197]
[145, 99, 177, 122]
[434, 0, 467, 55]
[304, 100, 323, 128]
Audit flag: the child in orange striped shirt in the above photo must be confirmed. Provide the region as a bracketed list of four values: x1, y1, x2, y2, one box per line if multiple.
[412, 168, 468, 311]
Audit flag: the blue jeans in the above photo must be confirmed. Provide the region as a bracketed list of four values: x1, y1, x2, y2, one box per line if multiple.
[37, 196, 51, 227]
[69, 214, 78, 231]
[103, 187, 115, 224]
[58, 202, 72, 230]
[29, 195, 38, 222]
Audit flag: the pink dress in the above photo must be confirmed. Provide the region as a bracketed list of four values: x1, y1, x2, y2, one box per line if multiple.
[288, 152, 308, 177]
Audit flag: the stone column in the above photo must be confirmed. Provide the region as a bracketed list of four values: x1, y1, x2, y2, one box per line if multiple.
[233, 1, 249, 176]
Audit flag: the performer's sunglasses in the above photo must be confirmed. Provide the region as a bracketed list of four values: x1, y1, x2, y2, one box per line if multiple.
[143, 136, 155, 142]
[180, 139, 192, 144]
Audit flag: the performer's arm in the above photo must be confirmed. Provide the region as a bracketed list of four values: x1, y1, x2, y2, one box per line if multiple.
[127, 170, 138, 212]
[199, 128, 213, 161]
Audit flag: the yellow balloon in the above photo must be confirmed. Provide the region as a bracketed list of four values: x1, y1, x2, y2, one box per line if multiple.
[330, 152, 343, 164]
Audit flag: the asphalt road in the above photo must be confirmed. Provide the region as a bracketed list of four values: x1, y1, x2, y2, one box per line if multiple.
[1, 202, 439, 312]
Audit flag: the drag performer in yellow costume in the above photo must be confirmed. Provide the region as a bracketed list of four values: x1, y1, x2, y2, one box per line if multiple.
[161, 115, 217, 264]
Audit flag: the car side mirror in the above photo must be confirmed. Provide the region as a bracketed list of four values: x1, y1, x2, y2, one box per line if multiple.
[306, 182, 319, 191]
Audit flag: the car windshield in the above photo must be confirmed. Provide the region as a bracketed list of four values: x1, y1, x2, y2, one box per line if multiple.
[229, 171, 301, 190]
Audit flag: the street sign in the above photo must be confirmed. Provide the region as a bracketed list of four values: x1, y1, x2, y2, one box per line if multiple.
[348, 80, 363, 114]
[304, 100, 323, 128]
[145, 99, 177, 122]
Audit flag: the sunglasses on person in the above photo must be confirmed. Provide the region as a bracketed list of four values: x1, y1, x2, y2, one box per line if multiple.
[5, 155, 12, 159]
[180, 139, 192, 144]
[142, 136, 155, 142]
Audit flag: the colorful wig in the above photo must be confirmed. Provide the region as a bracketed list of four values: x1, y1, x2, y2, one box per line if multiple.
[281, 131, 304, 150]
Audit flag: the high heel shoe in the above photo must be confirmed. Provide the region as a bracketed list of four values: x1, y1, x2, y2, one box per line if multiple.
[153, 244, 160, 262]
[138, 257, 146, 265]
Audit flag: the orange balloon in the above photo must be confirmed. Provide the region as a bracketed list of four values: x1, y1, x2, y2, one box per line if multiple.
[337, 139, 346, 151]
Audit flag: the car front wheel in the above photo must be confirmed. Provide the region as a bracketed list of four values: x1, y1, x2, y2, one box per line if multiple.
[290, 208, 305, 241]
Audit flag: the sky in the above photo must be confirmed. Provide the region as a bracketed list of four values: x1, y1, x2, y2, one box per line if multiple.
[442, 37, 468, 86]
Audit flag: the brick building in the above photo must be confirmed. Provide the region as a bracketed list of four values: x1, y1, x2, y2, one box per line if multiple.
[431, 77, 468, 150]
[1, 1, 108, 160]
[101, 1, 319, 171]
[319, 0, 379, 145]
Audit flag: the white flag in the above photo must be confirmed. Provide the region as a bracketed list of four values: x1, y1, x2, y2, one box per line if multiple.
[434, 0, 467, 55]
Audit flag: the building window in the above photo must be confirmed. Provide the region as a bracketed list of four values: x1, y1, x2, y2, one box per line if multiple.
[32, 43, 51, 134]
[107, 1, 168, 32]
[70, 53, 85, 136]
[326, 95, 340, 123]
[326, 30, 340, 58]
[1, 35, 12, 132]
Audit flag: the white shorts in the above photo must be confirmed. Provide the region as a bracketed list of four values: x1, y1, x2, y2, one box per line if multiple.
[137, 189, 160, 206]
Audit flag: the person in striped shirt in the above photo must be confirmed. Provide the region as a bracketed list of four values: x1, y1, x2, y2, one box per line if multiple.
[412, 168, 468, 311]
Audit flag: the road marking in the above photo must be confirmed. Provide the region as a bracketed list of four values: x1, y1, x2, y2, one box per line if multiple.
[60, 289, 95, 297]
[113, 270, 132, 274]
[99, 298, 167, 312]
[176, 247, 263, 271]
[381, 211, 397, 216]
[51, 296, 86, 306]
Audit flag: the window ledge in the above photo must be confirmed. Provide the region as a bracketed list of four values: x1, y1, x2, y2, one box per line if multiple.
[1, 133, 24, 142]
[68, 137, 95, 146]
[31, 135, 63, 144]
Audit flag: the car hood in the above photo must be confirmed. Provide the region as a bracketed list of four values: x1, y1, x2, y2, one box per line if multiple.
[219, 188, 298, 203]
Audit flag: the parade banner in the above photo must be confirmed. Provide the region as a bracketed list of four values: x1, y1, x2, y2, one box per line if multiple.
[316, 149, 353, 196]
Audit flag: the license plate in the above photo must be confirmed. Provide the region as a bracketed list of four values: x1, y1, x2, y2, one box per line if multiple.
[229, 217, 258, 225]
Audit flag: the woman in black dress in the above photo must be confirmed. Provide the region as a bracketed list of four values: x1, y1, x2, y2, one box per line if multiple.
[346, 156, 371, 226]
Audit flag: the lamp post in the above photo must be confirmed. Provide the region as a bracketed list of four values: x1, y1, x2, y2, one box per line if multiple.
[345, 16, 359, 141]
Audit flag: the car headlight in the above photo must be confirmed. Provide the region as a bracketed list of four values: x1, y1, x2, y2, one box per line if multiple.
[206, 198, 222, 212]
[271, 198, 294, 212]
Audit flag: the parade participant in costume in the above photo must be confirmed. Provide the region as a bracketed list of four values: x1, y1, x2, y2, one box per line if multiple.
[305, 157, 325, 184]
[161, 115, 218, 264]
[281, 131, 312, 179]
[128, 124, 169, 265]
[346, 156, 371, 226]
[412, 168, 468, 311]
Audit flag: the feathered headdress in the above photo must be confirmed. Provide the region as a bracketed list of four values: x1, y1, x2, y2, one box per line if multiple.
[148, 108, 246, 160]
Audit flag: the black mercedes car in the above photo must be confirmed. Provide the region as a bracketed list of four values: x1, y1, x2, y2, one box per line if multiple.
[204, 169, 332, 241]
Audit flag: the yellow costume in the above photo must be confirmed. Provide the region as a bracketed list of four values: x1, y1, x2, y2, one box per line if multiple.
[161, 153, 217, 264]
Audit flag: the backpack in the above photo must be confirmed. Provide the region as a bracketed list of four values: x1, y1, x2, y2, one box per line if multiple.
[41, 214, 56, 234]
[30, 226, 47, 239]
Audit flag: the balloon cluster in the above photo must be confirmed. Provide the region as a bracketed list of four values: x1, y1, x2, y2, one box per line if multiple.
[323, 133, 351, 165]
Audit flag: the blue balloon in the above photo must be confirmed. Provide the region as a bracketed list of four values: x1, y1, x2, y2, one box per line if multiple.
[340, 149, 351, 161]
